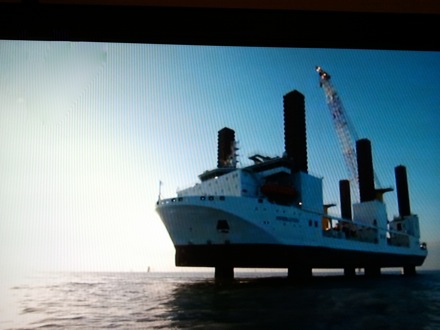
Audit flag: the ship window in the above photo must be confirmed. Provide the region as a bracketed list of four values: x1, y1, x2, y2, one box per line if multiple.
[309, 220, 312, 227]
[258, 199, 263, 203]
[220, 196, 225, 201]
[208, 196, 214, 201]
[200, 196, 206, 201]
[397, 223, 402, 231]
[314, 221, 318, 227]
[178, 197, 183, 201]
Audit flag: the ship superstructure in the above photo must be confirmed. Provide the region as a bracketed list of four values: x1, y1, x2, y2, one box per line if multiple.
[156, 87, 427, 280]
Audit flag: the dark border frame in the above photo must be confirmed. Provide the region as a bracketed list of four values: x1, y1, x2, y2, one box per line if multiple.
[1, 3, 439, 51]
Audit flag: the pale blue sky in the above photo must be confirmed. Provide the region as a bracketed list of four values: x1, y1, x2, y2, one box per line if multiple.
[1, 41, 439, 274]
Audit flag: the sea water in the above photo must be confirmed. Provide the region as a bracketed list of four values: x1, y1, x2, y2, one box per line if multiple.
[1, 270, 439, 329]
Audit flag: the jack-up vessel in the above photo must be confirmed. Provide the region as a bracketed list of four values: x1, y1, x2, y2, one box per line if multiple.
[156, 78, 427, 280]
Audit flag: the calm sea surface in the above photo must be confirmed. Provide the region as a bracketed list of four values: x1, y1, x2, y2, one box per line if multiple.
[1, 270, 439, 329]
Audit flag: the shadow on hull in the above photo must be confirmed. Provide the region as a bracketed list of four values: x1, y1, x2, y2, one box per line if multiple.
[176, 244, 425, 280]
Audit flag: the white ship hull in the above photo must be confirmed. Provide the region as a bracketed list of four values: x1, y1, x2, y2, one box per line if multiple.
[156, 195, 427, 271]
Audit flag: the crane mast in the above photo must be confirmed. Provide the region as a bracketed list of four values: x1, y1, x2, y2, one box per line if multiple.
[316, 66, 360, 202]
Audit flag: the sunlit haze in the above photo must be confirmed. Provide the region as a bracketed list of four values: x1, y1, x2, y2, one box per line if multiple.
[1, 41, 439, 275]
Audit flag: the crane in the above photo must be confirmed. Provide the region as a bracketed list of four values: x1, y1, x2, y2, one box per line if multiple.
[316, 66, 360, 202]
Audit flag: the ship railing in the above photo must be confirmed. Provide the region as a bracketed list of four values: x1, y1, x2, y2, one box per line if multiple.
[321, 214, 416, 248]
[386, 229, 412, 248]
[322, 215, 383, 244]
[156, 195, 228, 206]
[156, 197, 184, 205]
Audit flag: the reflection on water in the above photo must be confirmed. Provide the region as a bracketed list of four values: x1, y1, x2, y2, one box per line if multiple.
[164, 272, 440, 329]
[1, 271, 439, 329]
